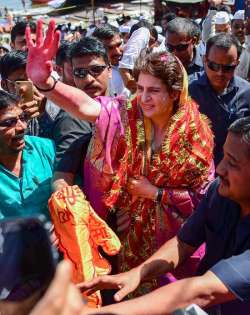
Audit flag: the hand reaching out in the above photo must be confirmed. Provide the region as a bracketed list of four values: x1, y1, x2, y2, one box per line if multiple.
[77, 267, 142, 302]
[26, 19, 60, 86]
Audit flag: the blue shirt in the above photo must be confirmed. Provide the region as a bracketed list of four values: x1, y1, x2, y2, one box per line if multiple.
[0, 136, 55, 219]
[235, 0, 244, 10]
[178, 179, 250, 314]
[189, 73, 250, 166]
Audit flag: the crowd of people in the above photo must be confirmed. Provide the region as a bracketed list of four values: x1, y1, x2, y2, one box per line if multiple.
[0, 0, 250, 314]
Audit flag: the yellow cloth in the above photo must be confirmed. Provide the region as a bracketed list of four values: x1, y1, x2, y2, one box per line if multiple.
[49, 185, 121, 308]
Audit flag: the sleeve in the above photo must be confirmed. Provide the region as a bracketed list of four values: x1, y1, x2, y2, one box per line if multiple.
[211, 250, 250, 301]
[162, 162, 214, 220]
[53, 111, 92, 174]
[246, 35, 250, 53]
[235, 50, 250, 81]
[177, 190, 209, 248]
[201, 10, 217, 43]
[162, 188, 200, 219]
[119, 27, 150, 70]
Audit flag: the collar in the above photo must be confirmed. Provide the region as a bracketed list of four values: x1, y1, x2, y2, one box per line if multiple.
[197, 72, 239, 93]
[192, 46, 203, 68]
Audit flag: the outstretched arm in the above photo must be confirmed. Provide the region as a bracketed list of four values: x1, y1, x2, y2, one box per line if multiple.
[26, 19, 101, 122]
[79, 237, 196, 302]
[82, 271, 235, 315]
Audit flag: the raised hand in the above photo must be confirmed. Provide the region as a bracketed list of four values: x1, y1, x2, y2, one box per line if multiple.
[26, 19, 60, 86]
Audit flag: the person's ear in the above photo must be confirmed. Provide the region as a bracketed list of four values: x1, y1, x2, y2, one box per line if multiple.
[10, 41, 15, 50]
[192, 36, 199, 46]
[107, 65, 112, 79]
[55, 65, 63, 78]
[1, 79, 8, 91]
[169, 89, 180, 102]
[203, 55, 207, 67]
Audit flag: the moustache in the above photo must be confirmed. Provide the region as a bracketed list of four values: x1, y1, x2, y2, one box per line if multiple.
[84, 83, 99, 90]
[13, 129, 27, 141]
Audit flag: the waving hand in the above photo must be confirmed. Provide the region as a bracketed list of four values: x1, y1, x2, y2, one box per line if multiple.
[26, 19, 60, 85]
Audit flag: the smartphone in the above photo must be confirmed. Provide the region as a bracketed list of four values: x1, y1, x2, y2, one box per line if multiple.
[0, 216, 57, 302]
[15, 80, 34, 103]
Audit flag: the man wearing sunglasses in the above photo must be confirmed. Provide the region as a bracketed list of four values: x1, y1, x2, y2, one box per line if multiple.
[52, 40, 92, 191]
[70, 37, 112, 98]
[189, 33, 250, 166]
[0, 90, 55, 219]
[92, 25, 130, 97]
[165, 17, 204, 82]
[52, 37, 111, 191]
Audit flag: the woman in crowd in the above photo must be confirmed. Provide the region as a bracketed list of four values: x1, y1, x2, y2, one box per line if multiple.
[26, 20, 214, 296]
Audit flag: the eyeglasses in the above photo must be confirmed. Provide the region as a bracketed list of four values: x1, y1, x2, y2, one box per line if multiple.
[206, 59, 238, 73]
[73, 65, 107, 79]
[166, 41, 191, 52]
[0, 112, 29, 128]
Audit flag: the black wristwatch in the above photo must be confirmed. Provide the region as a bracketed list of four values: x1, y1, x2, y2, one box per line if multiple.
[35, 74, 59, 92]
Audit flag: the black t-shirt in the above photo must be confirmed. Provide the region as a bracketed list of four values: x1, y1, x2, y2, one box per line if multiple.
[53, 110, 92, 184]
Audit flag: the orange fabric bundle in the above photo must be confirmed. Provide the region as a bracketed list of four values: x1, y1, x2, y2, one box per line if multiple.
[48, 185, 121, 308]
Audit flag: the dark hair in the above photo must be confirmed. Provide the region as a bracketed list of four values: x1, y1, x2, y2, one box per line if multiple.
[0, 50, 27, 80]
[206, 33, 242, 58]
[0, 90, 20, 111]
[92, 25, 119, 41]
[55, 40, 73, 66]
[161, 12, 177, 24]
[129, 20, 158, 42]
[216, 4, 231, 14]
[133, 51, 183, 93]
[228, 117, 250, 157]
[11, 21, 36, 43]
[166, 17, 201, 41]
[70, 37, 109, 64]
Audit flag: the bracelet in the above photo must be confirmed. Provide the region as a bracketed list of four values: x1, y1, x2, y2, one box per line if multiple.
[156, 188, 164, 203]
[35, 75, 58, 92]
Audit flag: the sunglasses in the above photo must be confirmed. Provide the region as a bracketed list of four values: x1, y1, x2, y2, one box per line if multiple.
[207, 60, 237, 73]
[166, 41, 191, 52]
[0, 112, 29, 128]
[73, 65, 107, 79]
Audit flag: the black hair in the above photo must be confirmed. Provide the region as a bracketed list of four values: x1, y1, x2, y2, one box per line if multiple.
[129, 20, 158, 42]
[55, 40, 73, 66]
[92, 25, 119, 41]
[228, 117, 250, 157]
[70, 37, 109, 65]
[216, 4, 231, 14]
[11, 21, 36, 43]
[161, 12, 177, 24]
[206, 33, 242, 59]
[0, 50, 27, 80]
[0, 90, 20, 111]
[166, 17, 201, 41]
